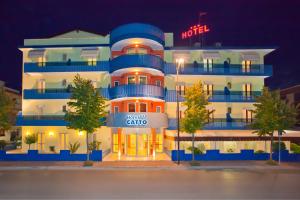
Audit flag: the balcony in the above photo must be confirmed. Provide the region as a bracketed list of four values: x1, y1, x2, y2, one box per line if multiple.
[23, 88, 110, 99]
[164, 63, 272, 76]
[24, 61, 109, 73]
[165, 90, 261, 102]
[16, 113, 106, 126]
[110, 23, 165, 45]
[109, 84, 164, 100]
[110, 54, 164, 73]
[107, 112, 168, 128]
[168, 118, 251, 130]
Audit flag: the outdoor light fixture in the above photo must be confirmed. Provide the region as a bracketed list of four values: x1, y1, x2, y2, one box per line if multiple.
[49, 131, 54, 136]
[26, 131, 30, 136]
[78, 131, 84, 136]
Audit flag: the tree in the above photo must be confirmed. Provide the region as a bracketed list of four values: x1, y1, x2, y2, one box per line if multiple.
[25, 134, 38, 150]
[180, 82, 210, 161]
[252, 87, 297, 162]
[0, 87, 13, 133]
[64, 74, 107, 163]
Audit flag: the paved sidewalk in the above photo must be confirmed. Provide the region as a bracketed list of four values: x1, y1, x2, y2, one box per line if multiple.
[1, 160, 300, 170]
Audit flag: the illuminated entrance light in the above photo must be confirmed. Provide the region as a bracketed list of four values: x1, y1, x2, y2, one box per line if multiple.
[181, 24, 210, 39]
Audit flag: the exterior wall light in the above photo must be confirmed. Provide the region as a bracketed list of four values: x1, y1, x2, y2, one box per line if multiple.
[49, 131, 54, 136]
[78, 131, 84, 136]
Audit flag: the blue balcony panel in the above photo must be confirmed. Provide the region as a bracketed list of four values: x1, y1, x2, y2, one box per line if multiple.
[164, 63, 272, 76]
[24, 61, 109, 73]
[110, 54, 164, 73]
[165, 90, 261, 102]
[167, 118, 251, 130]
[110, 23, 165, 45]
[23, 88, 110, 99]
[109, 84, 164, 100]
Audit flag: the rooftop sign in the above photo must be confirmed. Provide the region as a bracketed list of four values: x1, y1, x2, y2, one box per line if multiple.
[181, 24, 210, 39]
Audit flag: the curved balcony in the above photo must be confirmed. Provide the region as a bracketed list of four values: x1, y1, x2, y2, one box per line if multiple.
[110, 23, 165, 46]
[109, 84, 164, 100]
[164, 63, 272, 76]
[24, 61, 109, 73]
[110, 54, 164, 73]
[107, 112, 168, 128]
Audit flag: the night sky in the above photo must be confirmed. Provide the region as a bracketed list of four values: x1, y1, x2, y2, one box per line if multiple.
[1, 0, 299, 90]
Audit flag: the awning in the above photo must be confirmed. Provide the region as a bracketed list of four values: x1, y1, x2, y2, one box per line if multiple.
[202, 51, 221, 59]
[240, 52, 260, 61]
[28, 49, 45, 58]
[80, 48, 99, 59]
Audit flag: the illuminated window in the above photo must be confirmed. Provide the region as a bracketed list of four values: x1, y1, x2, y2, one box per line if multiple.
[126, 47, 148, 54]
[242, 60, 251, 73]
[139, 76, 147, 84]
[139, 103, 147, 112]
[203, 84, 213, 96]
[203, 59, 213, 71]
[88, 58, 97, 66]
[128, 103, 135, 112]
[37, 57, 46, 67]
[127, 76, 136, 84]
[244, 109, 253, 123]
[207, 108, 215, 123]
[243, 83, 252, 97]
[176, 85, 185, 96]
[113, 134, 119, 153]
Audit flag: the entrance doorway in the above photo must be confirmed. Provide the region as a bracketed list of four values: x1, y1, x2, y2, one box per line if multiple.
[126, 133, 149, 157]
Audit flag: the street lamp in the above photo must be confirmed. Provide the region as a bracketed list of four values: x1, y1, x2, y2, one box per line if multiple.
[175, 58, 184, 165]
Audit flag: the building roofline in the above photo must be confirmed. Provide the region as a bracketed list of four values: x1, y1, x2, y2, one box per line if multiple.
[19, 43, 110, 50]
[280, 84, 300, 92]
[165, 46, 277, 51]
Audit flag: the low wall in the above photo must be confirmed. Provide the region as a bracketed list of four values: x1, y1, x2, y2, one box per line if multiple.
[171, 150, 300, 162]
[0, 150, 102, 161]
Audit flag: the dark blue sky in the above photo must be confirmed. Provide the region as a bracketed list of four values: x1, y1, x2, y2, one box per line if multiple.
[1, 0, 299, 90]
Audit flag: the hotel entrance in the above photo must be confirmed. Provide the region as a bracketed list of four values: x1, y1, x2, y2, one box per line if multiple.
[126, 133, 149, 157]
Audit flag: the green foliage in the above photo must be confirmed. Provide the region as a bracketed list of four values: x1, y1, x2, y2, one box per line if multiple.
[69, 142, 80, 154]
[24, 134, 38, 150]
[64, 74, 107, 160]
[88, 141, 101, 151]
[291, 143, 300, 154]
[187, 144, 206, 155]
[0, 88, 13, 131]
[252, 87, 297, 160]
[14, 136, 22, 148]
[0, 140, 6, 150]
[49, 146, 56, 153]
[272, 142, 286, 152]
[254, 150, 266, 154]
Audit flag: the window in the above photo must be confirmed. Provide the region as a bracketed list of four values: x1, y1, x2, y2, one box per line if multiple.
[227, 82, 232, 89]
[244, 109, 253, 123]
[179, 110, 184, 119]
[128, 103, 135, 112]
[156, 106, 161, 113]
[62, 79, 67, 87]
[114, 81, 119, 87]
[126, 47, 148, 54]
[207, 109, 215, 123]
[139, 76, 147, 85]
[62, 105, 67, 112]
[227, 107, 232, 114]
[37, 79, 45, 93]
[127, 76, 136, 84]
[62, 54, 67, 62]
[242, 60, 251, 73]
[114, 106, 119, 113]
[155, 80, 161, 87]
[243, 83, 252, 97]
[204, 84, 213, 96]
[92, 81, 97, 89]
[37, 57, 46, 67]
[203, 59, 213, 71]
[0, 129, 5, 137]
[139, 103, 147, 112]
[88, 58, 97, 66]
[176, 85, 185, 96]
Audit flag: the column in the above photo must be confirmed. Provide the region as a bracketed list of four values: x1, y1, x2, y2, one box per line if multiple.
[152, 128, 156, 157]
[118, 128, 122, 157]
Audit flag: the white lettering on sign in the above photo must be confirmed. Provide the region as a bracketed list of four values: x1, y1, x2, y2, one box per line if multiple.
[126, 114, 148, 126]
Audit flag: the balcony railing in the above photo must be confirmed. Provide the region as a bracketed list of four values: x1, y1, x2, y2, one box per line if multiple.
[107, 112, 168, 128]
[164, 63, 272, 76]
[165, 90, 261, 102]
[167, 118, 252, 130]
[110, 54, 164, 73]
[109, 84, 164, 100]
[24, 61, 109, 73]
[110, 23, 165, 45]
[23, 88, 110, 99]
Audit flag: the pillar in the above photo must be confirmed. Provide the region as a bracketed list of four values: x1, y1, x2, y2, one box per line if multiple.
[152, 128, 156, 157]
[118, 128, 122, 157]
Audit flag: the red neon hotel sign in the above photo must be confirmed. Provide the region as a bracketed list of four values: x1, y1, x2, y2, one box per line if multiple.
[181, 24, 210, 39]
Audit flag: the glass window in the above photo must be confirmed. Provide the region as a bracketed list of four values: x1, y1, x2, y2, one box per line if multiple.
[37, 57, 46, 67]
[88, 58, 97, 66]
[156, 106, 161, 113]
[62, 105, 67, 112]
[243, 83, 252, 97]
[128, 103, 135, 112]
[139, 76, 147, 84]
[204, 84, 213, 96]
[114, 81, 119, 87]
[62, 54, 67, 61]
[114, 106, 119, 113]
[203, 59, 213, 71]
[126, 47, 148, 54]
[139, 103, 147, 112]
[242, 60, 251, 72]
[127, 76, 136, 84]
[155, 80, 161, 87]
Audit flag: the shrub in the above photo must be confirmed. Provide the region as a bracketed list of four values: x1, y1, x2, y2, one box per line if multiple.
[255, 150, 266, 154]
[88, 141, 101, 151]
[0, 140, 6, 150]
[187, 146, 203, 155]
[227, 148, 235, 153]
[49, 146, 56, 153]
[272, 142, 286, 152]
[25, 134, 38, 150]
[291, 143, 300, 154]
[69, 142, 80, 154]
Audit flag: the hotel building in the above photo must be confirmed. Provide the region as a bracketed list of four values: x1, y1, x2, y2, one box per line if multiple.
[18, 23, 282, 159]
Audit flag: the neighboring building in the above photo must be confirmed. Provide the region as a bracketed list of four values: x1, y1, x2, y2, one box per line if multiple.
[18, 23, 293, 159]
[281, 85, 300, 127]
[0, 80, 21, 143]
